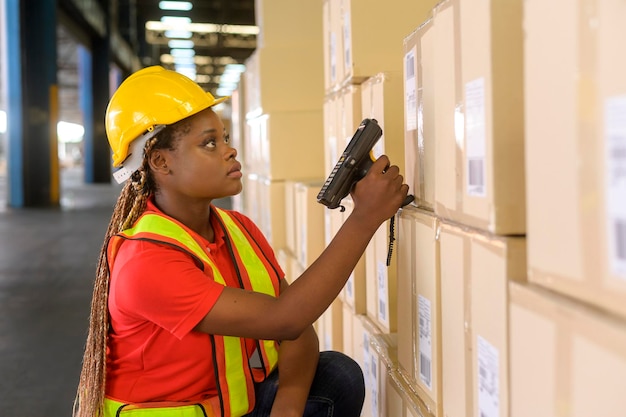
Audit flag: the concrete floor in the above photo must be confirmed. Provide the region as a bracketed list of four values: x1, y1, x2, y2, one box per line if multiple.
[0, 167, 231, 416]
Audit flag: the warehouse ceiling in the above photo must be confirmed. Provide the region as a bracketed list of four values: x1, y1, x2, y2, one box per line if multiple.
[56, 0, 256, 125]
[133, 0, 257, 89]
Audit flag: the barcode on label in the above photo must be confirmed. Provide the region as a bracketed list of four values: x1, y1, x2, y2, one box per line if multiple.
[616, 220, 626, 261]
[379, 300, 386, 321]
[610, 143, 626, 160]
[468, 158, 485, 189]
[419, 315, 430, 339]
[419, 353, 431, 387]
[406, 52, 415, 79]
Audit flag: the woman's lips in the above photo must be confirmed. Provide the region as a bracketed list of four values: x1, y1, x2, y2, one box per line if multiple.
[227, 163, 242, 178]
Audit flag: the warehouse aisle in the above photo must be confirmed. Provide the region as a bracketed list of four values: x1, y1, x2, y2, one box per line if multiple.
[0, 167, 119, 416]
[0, 167, 232, 416]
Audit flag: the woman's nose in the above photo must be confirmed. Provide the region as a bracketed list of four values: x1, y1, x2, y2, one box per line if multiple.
[225, 144, 237, 159]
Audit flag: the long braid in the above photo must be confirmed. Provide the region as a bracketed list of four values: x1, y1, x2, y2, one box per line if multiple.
[73, 136, 160, 417]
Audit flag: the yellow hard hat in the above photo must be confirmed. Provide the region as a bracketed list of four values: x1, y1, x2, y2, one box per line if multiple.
[106, 65, 228, 168]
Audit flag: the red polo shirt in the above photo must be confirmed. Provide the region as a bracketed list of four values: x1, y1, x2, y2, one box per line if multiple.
[106, 199, 284, 403]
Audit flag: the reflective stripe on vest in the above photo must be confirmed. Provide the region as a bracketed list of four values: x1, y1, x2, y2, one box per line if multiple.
[213, 209, 279, 376]
[107, 208, 280, 417]
[103, 397, 218, 417]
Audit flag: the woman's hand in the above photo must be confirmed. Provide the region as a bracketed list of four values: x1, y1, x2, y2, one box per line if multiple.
[349, 155, 409, 229]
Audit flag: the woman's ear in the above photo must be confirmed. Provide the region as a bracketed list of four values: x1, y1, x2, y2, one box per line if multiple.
[147, 150, 170, 175]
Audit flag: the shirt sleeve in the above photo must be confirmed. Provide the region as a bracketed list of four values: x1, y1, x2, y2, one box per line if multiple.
[109, 239, 225, 340]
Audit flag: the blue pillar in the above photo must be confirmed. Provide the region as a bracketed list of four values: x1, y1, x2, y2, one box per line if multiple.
[3, 0, 59, 207]
[77, 8, 111, 185]
[3, 0, 24, 206]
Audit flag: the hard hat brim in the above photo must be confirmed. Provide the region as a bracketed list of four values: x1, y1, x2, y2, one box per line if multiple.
[208, 95, 229, 108]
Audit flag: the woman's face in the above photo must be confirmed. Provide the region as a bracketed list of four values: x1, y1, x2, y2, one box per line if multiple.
[156, 107, 242, 200]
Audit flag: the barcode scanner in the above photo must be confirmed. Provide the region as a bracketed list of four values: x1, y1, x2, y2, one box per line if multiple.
[317, 118, 415, 267]
[317, 118, 415, 212]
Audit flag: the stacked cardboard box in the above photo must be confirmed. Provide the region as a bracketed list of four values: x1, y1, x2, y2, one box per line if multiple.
[398, 2, 528, 417]
[240, 0, 326, 252]
[235, 1, 626, 416]
[321, 1, 438, 416]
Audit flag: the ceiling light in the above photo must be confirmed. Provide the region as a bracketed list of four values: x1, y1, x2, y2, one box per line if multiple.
[216, 87, 234, 97]
[224, 63, 246, 73]
[160, 16, 192, 29]
[172, 56, 195, 66]
[219, 72, 241, 83]
[159, 1, 193, 12]
[164, 30, 192, 39]
[168, 39, 194, 49]
[176, 66, 197, 81]
[170, 48, 195, 57]
[221, 24, 260, 35]
[146, 21, 257, 36]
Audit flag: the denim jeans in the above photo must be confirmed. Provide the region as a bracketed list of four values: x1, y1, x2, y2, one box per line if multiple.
[244, 350, 366, 417]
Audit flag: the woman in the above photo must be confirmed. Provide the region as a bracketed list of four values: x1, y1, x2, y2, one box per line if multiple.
[74, 66, 409, 417]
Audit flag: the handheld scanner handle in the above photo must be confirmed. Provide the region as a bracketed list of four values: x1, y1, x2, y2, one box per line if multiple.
[355, 151, 377, 181]
[359, 154, 415, 208]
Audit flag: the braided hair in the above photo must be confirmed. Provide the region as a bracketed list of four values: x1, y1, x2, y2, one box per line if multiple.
[73, 118, 191, 417]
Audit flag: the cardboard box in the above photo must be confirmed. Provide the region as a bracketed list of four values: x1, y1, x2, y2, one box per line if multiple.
[255, 0, 322, 49]
[470, 232, 525, 417]
[439, 221, 526, 417]
[340, 199, 367, 314]
[241, 173, 257, 223]
[245, 110, 325, 181]
[433, 0, 525, 235]
[243, 174, 286, 248]
[337, 0, 438, 86]
[396, 210, 416, 379]
[341, 301, 355, 357]
[524, 0, 626, 319]
[510, 282, 626, 417]
[244, 47, 324, 116]
[290, 252, 305, 284]
[325, 207, 344, 247]
[323, 0, 345, 93]
[439, 221, 472, 417]
[323, 92, 340, 177]
[352, 314, 375, 417]
[284, 181, 297, 256]
[294, 181, 326, 268]
[398, 207, 442, 416]
[356, 314, 398, 417]
[338, 84, 363, 149]
[404, 17, 435, 210]
[257, 177, 286, 250]
[276, 248, 294, 285]
[242, 112, 262, 175]
[361, 72, 406, 175]
[321, 299, 344, 352]
[386, 370, 405, 417]
[365, 218, 398, 334]
[387, 369, 436, 417]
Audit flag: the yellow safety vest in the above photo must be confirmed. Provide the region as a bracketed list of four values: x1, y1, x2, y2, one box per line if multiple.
[106, 207, 281, 417]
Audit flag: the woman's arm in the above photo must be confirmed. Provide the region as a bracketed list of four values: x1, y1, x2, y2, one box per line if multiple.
[194, 156, 408, 340]
[266, 281, 319, 417]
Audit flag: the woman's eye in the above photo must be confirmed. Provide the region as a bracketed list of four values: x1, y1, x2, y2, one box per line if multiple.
[224, 134, 230, 144]
[204, 139, 217, 149]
